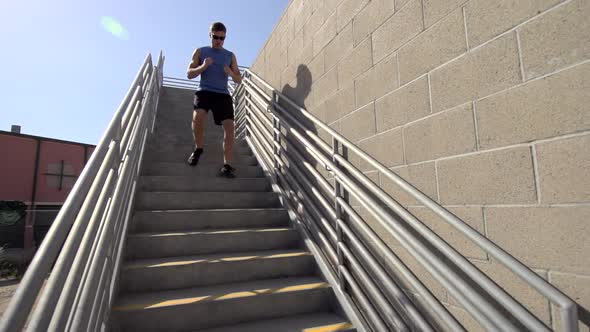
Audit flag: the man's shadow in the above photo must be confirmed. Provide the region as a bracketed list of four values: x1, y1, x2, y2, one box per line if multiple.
[279, 65, 319, 183]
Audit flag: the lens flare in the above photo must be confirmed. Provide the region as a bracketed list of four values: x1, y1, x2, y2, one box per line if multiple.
[100, 16, 129, 40]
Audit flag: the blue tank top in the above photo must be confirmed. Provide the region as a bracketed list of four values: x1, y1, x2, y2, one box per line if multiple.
[197, 46, 233, 95]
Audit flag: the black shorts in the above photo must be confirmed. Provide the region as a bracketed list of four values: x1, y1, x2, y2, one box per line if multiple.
[193, 90, 235, 125]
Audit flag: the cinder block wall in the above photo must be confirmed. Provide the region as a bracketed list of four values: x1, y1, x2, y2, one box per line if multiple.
[250, 0, 589, 330]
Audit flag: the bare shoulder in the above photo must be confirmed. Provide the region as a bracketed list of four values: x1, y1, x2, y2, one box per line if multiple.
[192, 48, 201, 60]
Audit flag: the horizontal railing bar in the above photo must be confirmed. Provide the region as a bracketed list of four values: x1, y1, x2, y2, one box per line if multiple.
[246, 100, 425, 331]
[337, 198, 464, 332]
[244, 69, 577, 331]
[0, 53, 153, 332]
[245, 86, 511, 330]
[284, 117, 513, 331]
[340, 266, 389, 332]
[244, 97, 455, 331]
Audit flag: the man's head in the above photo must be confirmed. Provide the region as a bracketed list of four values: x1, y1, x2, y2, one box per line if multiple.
[209, 22, 226, 49]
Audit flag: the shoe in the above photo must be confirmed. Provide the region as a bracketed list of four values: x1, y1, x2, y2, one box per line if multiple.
[187, 148, 203, 166]
[219, 164, 236, 178]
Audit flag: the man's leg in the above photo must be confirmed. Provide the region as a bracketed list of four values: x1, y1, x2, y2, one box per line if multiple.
[193, 109, 208, 148]
[188, 109, 207, 166]
[221, 119, 234, 165]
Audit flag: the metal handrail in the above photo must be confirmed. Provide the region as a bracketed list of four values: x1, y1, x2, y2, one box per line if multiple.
[0, 51, 165, 332]
[163, 65, 247, 91]
[234, 69, 580, 331]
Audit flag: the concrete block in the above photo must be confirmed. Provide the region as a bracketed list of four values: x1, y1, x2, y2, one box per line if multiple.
[352, 0, 396, 46]
[476, 62, 590, 149]
[550, 272, 590, 332]
[312, 12, 337, 57]
[536, 134, 590, 204]
[398, 8, 467, 84]
[355, 52, 399, 108]
[430, 32, 521, 113]
[339, 102, 376, 142]
[313, 66, 338, 106]
[372, 0, 424, 64]
[394, 0, 414, 11]
[293, 0, 314, 33]
[381, 161, 438, 206]
[375, 75, 430, 133]
[357, 128, 404, 171]
[324, 22, 354, 72]
[405, 103, 476, 163]
[408, 206, 487, 260]
[336, 0, 370, 31]
[520, 0, 590, 79]
[437, 147, 537, 204]
[465, 0, 562, 48]
[308, 51, 325, 83]
[300, 41, 314, 66]
[303, 11, 326, 47]
[485, 206, 590, 274]
[423, 0, 469, 28]
[325, 83, 355, 124]
[337, 37, 373, 89]
[287, 29, 304, 66]
[281, 64, 298, 89]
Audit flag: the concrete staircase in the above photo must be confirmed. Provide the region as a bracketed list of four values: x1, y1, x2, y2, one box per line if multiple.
[110, 88, 356, 332]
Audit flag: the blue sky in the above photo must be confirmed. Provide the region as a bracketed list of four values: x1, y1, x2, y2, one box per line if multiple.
[0, 0, 288, 144]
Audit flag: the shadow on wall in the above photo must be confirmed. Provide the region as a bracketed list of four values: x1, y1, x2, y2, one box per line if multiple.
[279, 64, 318, 171]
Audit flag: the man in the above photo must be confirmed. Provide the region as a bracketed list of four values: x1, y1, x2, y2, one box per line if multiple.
[186, 22, 242, 178]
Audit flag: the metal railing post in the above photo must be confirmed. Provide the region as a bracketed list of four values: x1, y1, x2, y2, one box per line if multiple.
[332, 138, 346, 292]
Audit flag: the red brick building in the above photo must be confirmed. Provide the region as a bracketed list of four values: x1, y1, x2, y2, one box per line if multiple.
[0, 128, 95, 251]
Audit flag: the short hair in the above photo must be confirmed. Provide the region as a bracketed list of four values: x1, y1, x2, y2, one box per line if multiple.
[210, 22, 227, 33]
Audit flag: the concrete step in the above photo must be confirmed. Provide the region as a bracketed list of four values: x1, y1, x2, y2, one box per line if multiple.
[146, 143, 251, 156]
[144, 149, 257, 164]
[132, 208, 289, 233]
[139, 176, 270, 192]
[126, 226, 300, 259]
[150, 132, 246, 145]
[152, 129, 229, 140]
[120, 249, 316, 293]
[111, 277, 333, 332]
[141, 163, 264, 177]
[135, 192, 281, 210]
[194, 312, 356, 332]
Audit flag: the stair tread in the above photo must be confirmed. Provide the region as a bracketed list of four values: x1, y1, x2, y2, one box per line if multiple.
[113, 276, 329, 312]
[123, 249, 312, 270]
[193, 312, 354, 332]
[135, 207, 286, 212]
[128, 226, 295, 238]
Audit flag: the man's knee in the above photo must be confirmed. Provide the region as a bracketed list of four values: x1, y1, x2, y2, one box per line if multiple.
[193, 109, 207, 124]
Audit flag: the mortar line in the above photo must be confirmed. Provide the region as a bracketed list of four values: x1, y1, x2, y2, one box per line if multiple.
[481, 206, 490, 261]
[472, 101, 480, 151]
[427, 73, 433, 114]
[434, 160, 441, 202]
[515, 30, 527, 82]
[462, 6, 470, 50]
[531, 144, 542, 205]
[401, 127, 407, 165]
[395, 0, 577, 85]
[396, 52, 401, 87]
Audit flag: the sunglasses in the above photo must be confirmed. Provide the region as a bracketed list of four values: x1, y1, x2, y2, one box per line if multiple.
[212, 35, 226, 41]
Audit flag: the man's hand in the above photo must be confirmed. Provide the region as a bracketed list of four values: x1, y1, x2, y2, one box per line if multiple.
[223, 65, 233, 76]
[204, 57, 214, 68]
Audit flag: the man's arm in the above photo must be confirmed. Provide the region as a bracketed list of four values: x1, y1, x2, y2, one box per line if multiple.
[224, 53, 242, 84]
[187, 48, 212, 79]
